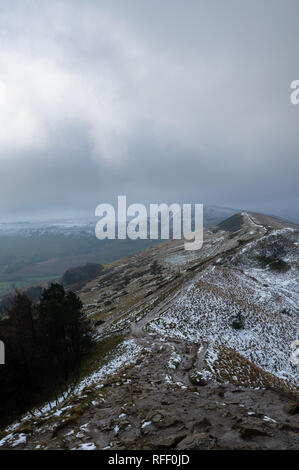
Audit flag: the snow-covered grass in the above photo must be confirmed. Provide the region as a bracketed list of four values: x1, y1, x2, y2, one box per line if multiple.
[0, 432, 27, 448]
[75, 339, 142, 393]
[148, 265, 298, 389]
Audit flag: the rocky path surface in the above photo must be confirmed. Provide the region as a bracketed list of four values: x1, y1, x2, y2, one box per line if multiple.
[9, 335, 297, 450]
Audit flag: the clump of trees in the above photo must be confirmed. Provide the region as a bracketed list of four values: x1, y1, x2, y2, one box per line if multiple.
[61, 263, 103, 286]
[0, 284, 92, 426]
[0, 285, 43, 316]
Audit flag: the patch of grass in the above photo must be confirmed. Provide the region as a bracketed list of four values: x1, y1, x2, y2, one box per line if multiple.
[217, 213, 243, 233]
[206, 345, 298, 396]
[77, 334, 125, 381]
[52, 405, 86, 437]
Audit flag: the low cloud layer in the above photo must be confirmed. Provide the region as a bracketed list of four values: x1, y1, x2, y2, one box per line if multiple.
[0, 0, 298, 220]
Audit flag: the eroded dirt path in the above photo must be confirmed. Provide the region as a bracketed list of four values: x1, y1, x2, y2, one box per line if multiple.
[8, 336, 298, 451]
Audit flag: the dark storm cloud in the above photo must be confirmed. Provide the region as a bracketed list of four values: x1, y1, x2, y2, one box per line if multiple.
[0, 0, 298, 220]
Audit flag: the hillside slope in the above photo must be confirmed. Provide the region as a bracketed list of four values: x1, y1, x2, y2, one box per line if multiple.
[0, 211, 298, 450]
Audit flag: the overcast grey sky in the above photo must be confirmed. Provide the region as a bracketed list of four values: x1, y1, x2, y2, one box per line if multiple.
[0, 0, 298, 221]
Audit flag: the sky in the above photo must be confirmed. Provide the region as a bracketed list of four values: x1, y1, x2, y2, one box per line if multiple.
[0, 0, 298, 221]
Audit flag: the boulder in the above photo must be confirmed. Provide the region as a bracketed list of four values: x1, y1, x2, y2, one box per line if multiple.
[192, 417, 211, 433]
[189, 370, 208, 386]
[239, 425, 268, 439]
[150, 410, 178, 429]
[150, 432, 188, 449]
[234, 417, 269, 439]
[176, 432, 216, 450]
[231, 315, 244, 330]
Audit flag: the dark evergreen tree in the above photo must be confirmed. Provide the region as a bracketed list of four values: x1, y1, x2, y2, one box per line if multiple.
[0, 283, 92, 427]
